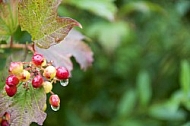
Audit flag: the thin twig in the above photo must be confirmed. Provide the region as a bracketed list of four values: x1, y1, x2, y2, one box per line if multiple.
[0, 43, 34, 52]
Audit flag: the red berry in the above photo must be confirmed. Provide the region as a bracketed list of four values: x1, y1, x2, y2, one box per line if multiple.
[32, 53, 45, 66]
[56, 67, 69, 80]
[5, 85, 17, 97]
[32, 75, 43, 88]
[6, 75, 19, 87]
[9, 62, 23, 76]
[1, 119, 9, 126]
[49, 94, 60, 107]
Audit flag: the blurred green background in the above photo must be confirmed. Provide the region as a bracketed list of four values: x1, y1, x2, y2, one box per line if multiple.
[2, 0, 190, 126]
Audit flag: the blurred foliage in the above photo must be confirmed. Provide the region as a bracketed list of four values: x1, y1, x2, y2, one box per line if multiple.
[1, 0, 190, 126]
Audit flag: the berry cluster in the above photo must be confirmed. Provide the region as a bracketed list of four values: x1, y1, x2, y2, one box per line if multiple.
[0, 112, 10, 126]
[4, 53, 69, 111]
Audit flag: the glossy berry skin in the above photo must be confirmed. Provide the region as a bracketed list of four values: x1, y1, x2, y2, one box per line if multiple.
[42, 81, 53, 93]
[5, 85, 17, 97]
[43, 66, 56, 79]
[9, 62, 23, 76]
[49, 94, 60, 107]
[56, 67, 69, 80]
[19, 70, 31, 82]
[6, 75, 19, 86]
[1, 119, 9, 126]
[32, 53, 45, 66]
[32, 75, 43, 88]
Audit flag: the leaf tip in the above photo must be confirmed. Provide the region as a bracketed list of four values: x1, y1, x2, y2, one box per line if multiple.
[77, 22, 83, 29]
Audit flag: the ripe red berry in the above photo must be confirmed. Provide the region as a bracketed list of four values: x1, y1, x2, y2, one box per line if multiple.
[9, 62, 23, 76]
[6, 75, 19, 87]
[56, 67, 69, 80]
[32, 75, 43, 88]
[5, 85, 17, 97]
[32, 53, 45, 66]
[1, 119, 9, 126]
[49, 94, 60, 107]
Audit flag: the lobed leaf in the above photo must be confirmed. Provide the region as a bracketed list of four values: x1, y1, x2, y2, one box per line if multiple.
[35, 30, 93, 72]
[18, 0, 82, 49]
[0, 84, 46, 126]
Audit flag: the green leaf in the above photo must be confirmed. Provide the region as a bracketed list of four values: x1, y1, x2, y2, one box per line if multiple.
[117, 88, 137, 117]
[137, 70, 152, 107]
[0, 84, 46, 126]
[18, 0, 82, 49]
[0, 1, 18, 41]
[182, 122, 190, 126]
[87, 21, 130, 53]
[149, 102, 186, 121]
[180, 60, 190, 95]
[119, 1, 166, 17]
[64, 0, 117, 21]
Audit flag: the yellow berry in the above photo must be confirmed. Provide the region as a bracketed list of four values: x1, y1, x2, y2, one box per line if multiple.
[42, 81, 53, 93]
[19, 70, 31, 81]
[9, 62, 23, 76]
[43, 66, 56, 79]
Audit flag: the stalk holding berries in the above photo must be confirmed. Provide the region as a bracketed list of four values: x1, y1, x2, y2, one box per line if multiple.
[4, 53, 69, 112]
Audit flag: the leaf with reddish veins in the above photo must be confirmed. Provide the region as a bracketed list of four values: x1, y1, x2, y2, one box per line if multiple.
[18, 0, 82, 49]
[0, 85, 46, 126]
[35, 30, 93, 72]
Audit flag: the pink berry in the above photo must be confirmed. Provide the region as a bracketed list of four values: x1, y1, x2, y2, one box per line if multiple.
[32, 53, 45, 66]
[43, 66, 56, 79]
[49, 94, 60, 107]
[3, 112, 10, 121]
[6, 75, 19, 87]
[9, 62, 23, 76]
[1, 119, 9, 126]
[56, 67, 69, 80]
[32, 75, 43, 88]
[5, 85, 17, 97]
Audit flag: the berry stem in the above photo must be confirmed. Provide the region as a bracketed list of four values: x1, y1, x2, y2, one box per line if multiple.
[50, 91, 54, 95]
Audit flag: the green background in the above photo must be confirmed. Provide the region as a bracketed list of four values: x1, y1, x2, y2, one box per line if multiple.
[1, 0, 190, 126]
